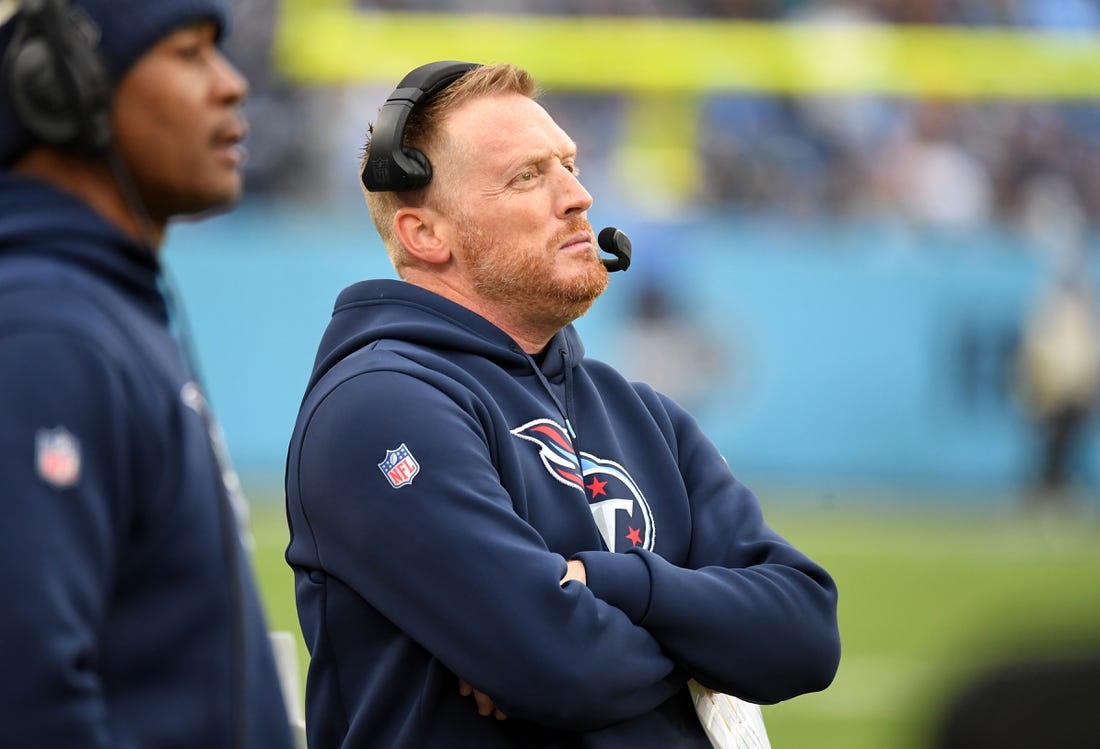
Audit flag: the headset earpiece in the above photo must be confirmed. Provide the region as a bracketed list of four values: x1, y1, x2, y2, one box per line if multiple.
[4, 0, 111, 154]
[361, 60, 480, 192]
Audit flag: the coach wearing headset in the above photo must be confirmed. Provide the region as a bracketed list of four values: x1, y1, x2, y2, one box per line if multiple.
[0, 2, 295, 748]
[285, 61, 840, 749]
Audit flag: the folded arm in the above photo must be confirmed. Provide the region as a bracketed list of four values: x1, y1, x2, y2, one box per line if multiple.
[576, 392, 841, 704]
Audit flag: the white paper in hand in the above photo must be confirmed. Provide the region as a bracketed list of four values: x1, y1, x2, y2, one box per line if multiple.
[689, 680, 771, 749]
[0, 0, 20, 28]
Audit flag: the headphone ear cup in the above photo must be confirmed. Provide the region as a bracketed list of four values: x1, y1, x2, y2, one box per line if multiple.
[401, 147, 432, 187]
[7, 35, 83, 145]
[4, 1, 112, 155]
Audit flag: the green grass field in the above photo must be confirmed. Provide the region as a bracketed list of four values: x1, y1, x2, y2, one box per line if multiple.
[247, 489, 1100, 748]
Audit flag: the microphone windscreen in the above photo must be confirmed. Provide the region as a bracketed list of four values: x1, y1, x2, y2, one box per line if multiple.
[598, 226, 632, 272]
[597, 226, 621, 253]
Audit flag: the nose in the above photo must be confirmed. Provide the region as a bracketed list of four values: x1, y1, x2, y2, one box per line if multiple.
[213, 51, 249, 105]
[557, 164, 592, 218]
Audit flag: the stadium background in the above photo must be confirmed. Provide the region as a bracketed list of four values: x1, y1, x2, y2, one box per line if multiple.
[160, 1, 1100, 745]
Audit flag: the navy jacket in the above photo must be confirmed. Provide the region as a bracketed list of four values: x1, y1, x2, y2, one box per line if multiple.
[286, 278, 841, 749]
[0, 173, 294, 749]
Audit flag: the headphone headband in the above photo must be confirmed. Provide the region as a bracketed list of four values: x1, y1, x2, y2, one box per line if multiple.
[361, 60, 480, 193]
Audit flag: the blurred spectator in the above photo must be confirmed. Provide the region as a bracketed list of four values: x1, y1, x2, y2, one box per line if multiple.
[873, 101, 994, 230]
[1015, 273, 1100, 506]
[1013, 170, 1100, 505]
[614, 278, 730, 411]
[700, 95, 833, 216]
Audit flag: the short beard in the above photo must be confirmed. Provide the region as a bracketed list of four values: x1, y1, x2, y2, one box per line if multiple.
[460, 216, 609, 331]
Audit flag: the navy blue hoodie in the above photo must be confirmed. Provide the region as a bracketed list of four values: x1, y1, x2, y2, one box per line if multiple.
[0, 173, 294, 749]
[286, 278, 840, 749]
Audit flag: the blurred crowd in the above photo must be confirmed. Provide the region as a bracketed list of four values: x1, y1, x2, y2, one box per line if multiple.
[698, 91, 1100, 238]
[225, 0, 1100, 249]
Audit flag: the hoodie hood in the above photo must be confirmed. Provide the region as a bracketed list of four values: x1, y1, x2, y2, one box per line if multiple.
[0, 172, 165, 317]
[308, 278, 585, 393]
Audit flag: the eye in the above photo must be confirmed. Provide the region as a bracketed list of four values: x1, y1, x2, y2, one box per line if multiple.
[174, 40, 207, 62]
[514, 169, 536, 184]
[165, 24, 217, 62]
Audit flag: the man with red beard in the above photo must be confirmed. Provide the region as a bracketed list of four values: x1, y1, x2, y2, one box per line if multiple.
[285, 61, 840, 749]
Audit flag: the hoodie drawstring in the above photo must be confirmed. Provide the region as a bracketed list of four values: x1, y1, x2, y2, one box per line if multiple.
[520, 345, 578, 441]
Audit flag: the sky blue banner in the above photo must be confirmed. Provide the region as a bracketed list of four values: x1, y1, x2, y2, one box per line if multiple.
[165, 200, 1099, 501]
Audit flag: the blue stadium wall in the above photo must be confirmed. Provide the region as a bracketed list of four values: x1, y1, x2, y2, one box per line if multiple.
[165, 199, 1100, 500]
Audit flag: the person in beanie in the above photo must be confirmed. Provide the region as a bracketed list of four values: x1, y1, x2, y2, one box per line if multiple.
[0, 2, 296, 748]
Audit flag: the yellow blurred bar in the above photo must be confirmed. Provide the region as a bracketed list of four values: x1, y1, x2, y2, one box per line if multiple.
[275, 3, 1100, 99]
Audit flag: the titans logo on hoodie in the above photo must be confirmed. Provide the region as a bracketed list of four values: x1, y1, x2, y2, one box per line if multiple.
[512, 418, 655, 553]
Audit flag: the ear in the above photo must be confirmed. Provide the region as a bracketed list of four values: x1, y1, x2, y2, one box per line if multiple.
[394, 206, 452, 266]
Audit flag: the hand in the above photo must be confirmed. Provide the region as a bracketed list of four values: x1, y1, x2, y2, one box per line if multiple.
[459, 680, 507, 720]
[560, 558, 587, 587]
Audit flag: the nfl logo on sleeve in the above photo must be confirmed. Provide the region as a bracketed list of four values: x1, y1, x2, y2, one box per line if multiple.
[35, 426, 82, 489]
[378, 443, 420, 488]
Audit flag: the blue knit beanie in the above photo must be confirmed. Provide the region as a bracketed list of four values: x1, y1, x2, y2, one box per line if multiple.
[0, 0, 231, 166]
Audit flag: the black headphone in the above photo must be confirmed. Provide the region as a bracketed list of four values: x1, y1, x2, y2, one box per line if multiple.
[361, 59, 479, 193]
[362, 59, 632, 272]
[3, 0, 111, 154]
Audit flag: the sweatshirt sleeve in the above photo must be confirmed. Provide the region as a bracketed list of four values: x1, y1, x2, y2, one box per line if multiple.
[0, 329, 133, 748]
[290, 366, 685, 730]
[576, 392, 841, 705]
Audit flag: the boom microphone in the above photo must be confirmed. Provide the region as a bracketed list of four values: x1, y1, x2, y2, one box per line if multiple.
[598, 227, 632, 272]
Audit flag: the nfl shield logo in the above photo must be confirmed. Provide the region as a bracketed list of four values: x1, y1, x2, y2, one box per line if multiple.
[378, 443, 420, 488]
[36, 426, 81, 489]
